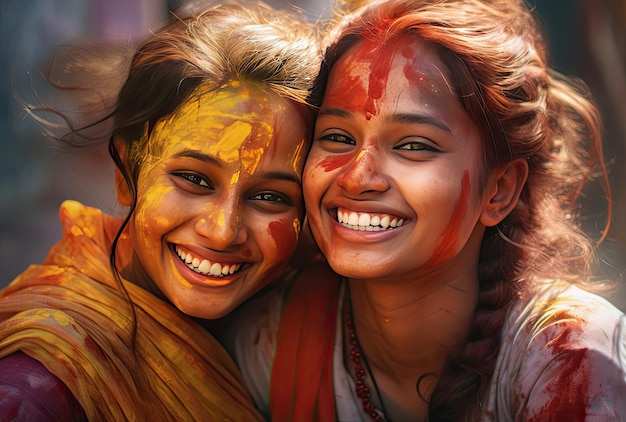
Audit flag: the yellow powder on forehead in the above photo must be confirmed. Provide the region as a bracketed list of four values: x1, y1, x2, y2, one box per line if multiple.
[146, 82, 282, 174]
[213, 120, 253, 164]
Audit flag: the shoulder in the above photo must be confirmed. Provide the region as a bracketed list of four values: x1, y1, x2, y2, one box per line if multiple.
[0, 352, 86, 421]
[495, 284, 626, 420]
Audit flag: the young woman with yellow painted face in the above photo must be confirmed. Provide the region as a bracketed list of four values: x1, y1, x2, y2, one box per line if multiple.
[0, 2, 319, 420]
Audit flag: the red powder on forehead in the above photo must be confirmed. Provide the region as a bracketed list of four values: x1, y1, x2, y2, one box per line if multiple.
[324, 71, 370, 115]
[268, 219, 298, 262]
[325, 37, 405, 117]
[318, 154, 353, 172]
[427, 170, 470, 269]
[402, 44, 426, 87]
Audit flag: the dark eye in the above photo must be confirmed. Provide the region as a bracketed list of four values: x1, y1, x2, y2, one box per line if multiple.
[174, 172, 212, 188]
[250, 192, 292, 205]
[319, 133, 355, 145]
[395, 141, 439, 152]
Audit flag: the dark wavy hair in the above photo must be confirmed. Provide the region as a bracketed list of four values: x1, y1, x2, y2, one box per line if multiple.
[310, 0, 612, 419]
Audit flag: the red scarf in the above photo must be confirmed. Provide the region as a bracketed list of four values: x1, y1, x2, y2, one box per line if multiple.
[270, 269, 342, 420]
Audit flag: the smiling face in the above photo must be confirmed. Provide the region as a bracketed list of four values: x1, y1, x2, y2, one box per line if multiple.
[124, 81, 308, 318]
[304, 36, 499, 282]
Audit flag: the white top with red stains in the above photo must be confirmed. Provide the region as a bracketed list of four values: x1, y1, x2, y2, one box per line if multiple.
[228, 282, 626, 421]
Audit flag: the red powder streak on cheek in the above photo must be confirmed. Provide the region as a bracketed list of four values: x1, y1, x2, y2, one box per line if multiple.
[426, 170, 470, 269]
[268, 219, 298, 262]
[318, 154, 353, 172]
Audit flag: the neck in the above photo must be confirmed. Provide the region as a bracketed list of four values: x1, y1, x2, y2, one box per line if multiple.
[346, 271, 479, 418]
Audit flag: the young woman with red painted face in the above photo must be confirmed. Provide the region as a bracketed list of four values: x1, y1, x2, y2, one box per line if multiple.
[227, 0, 626, 420]
[0, 2, 319, 420]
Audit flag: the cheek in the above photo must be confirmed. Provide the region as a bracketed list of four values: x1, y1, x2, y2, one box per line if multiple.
[134, 185, 176, 238]
[316, 154, 353, 172]
[426, 170, 471, 269]
[266, 218, 300, 263]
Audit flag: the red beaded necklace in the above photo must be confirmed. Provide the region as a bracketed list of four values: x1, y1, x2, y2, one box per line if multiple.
[344, 291, 386, 421]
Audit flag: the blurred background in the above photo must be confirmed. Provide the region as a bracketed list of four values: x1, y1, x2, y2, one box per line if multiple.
[1, 0, 625, 310]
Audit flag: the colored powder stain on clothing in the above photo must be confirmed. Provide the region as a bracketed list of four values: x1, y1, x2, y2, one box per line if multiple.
[532, 347, 589, 421]
[427, 170, 470, 269]
[51, 311, 71, 327]
[527, 309, 590, 421]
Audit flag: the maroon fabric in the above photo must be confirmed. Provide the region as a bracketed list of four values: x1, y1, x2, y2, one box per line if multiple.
[0, 352, 86, 421]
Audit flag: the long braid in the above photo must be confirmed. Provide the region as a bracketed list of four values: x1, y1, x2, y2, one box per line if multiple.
[428, 225, 525, 420]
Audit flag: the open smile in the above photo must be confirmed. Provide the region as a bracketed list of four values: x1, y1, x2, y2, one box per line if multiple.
[174, 245, 244, 277]
[334, 207, 407, 231]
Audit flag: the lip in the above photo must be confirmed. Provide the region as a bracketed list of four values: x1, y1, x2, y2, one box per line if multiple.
[169, 244, 248, 288]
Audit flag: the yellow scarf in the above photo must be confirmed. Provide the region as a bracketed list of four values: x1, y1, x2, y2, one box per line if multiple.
[0, 200, 263, 421]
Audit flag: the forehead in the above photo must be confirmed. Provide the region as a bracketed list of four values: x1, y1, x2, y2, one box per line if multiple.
[148, 81, 300, 152]
[323, 35, 456, 115]
[160, 81, 288, 134]
[141, 80, 308, 175]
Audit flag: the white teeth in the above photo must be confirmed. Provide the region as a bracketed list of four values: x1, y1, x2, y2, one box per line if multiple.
[358, 213, 370, 226]
[197, 260, 211, 273]
[210, 263, 222, 276]
[175, 246, 241, 277]
[336, 209, 406, 231]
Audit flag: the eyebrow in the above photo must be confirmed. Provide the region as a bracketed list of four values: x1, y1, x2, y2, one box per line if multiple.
[256, 171, 301, 184]
[318, 107, 451, 133]
[173, 149, 301, 184]
[173, 149, 222, 167]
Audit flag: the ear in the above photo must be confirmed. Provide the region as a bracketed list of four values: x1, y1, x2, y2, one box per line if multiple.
[113, 136, 133, 207]
[480, 158, 529, 227]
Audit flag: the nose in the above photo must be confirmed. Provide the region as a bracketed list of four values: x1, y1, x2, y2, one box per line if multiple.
[336, 147, 390, 195]
[194, 200, 248, 250]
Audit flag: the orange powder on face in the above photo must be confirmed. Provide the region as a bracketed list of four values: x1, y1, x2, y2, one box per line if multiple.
[427, 170, 470, 269]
